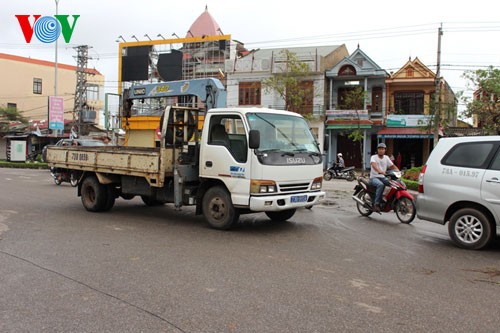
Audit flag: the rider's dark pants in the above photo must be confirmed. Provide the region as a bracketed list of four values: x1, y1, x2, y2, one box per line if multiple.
[369, 177, 390, 205]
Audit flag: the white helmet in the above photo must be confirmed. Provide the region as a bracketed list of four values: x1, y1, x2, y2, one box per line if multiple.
[337, 153, 342, 157]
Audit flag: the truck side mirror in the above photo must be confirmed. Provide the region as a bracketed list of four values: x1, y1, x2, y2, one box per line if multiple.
[323, 134, 330, 152]
[249, 130, 260, 149]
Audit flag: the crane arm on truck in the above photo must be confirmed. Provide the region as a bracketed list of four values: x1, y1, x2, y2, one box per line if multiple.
[123, 78, 227, 118]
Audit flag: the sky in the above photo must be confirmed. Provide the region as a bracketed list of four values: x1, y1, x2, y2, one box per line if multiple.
[2, 0, 500, 117]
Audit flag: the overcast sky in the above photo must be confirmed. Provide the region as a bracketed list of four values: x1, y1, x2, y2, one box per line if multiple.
[2, 0, 500, 115]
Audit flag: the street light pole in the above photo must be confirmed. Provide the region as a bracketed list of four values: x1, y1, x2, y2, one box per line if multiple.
[54, 0, 60, 137]
[54, 0, 59, 97]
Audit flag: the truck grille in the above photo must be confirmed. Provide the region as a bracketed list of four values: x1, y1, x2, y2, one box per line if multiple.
[278, 182, 310, 193]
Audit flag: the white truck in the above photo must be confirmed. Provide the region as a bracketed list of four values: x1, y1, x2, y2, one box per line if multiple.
[46, 79, 326, 229]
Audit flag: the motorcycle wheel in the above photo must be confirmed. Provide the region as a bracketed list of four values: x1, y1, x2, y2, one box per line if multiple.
[53, 177, 62, 185]
[323, 171, 333, 181]
[346, 171, 356, 182]
[356, 190, 373, 217]
[395, 197, 416, 224]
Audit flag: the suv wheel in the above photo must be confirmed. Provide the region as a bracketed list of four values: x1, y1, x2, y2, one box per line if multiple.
[448, 208, 494, 250]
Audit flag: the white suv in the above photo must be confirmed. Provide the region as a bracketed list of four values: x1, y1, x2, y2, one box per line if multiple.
[417, 136, 500, 250]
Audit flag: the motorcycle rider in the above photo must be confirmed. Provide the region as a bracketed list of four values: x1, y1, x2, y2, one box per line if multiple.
[334, 153, 345, 176]
[369, 143, 399, 212]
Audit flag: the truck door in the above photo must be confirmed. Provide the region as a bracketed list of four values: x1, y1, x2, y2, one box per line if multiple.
[200, 114, 250, 206]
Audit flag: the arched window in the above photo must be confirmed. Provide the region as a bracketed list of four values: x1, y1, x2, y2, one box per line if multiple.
[339, 65, 356, 76]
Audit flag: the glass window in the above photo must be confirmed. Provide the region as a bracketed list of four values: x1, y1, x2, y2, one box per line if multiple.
[238, 82, 261, 106]
[443, 142, 494, 168]
[208, 115, 247, 163]
[394, 91, 424, 114]
[33, 78, 42, 94]
[86, 84, 99, 101]
[246, 112, 319, 154]
[7, 103, 17, 110]
[489, 149, 500, 171]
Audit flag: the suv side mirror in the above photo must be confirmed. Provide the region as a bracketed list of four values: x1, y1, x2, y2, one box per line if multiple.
[249, 130, 260, 149]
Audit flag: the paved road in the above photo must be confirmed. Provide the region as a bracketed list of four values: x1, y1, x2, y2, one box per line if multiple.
[1, 169, 499, 332]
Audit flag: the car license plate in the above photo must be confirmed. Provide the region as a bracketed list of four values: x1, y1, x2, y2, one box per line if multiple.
[291, 195, 307, 203]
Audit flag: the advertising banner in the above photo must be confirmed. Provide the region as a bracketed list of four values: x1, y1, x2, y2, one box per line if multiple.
[49, 96, 64, 130]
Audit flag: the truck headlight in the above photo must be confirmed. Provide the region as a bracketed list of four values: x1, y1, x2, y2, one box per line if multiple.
[311, 177, 322, 190]
[251, 180, 277, 194]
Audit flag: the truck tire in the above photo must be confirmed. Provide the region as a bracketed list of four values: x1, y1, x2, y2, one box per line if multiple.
[265, 209, 296, 222]
[102, 185, 116, 212]
[448, 208, 494, 250]
[81, 176, 107, 212]
[202, 186, 239, 230]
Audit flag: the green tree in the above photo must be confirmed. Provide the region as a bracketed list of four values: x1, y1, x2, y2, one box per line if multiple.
[0, 106, 27, 134]
[462, 66, 500, 134]
[262, 49, 313, 116]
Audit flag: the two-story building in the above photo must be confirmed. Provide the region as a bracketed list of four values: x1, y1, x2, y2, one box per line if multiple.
[324, 47, 388, 169]
[383, 57, 456, 168]
[225, 45, 349, 151]
[0, 53, 104, 123]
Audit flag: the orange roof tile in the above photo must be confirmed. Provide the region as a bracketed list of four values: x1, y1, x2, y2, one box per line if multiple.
[0, 52, 102, 76]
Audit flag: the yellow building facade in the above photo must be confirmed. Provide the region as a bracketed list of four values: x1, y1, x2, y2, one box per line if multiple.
[0, 53, 104, 122]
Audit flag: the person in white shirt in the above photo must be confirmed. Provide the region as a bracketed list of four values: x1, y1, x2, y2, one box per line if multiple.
[369, 143, 399, 212]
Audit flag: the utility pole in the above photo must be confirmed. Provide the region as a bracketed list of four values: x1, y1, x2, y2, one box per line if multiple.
[433, 24, 443, 147]
[73, 45, 90, 138]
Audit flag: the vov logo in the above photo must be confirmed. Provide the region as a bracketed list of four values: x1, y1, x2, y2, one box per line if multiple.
[15, 14, 80, 43]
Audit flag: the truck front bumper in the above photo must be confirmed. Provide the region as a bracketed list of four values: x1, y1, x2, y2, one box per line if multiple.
[249, 191, 325, 211]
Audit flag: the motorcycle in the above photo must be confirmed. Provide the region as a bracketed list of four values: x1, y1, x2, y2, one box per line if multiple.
[50, 167, 79, 187]
[352, 171, 416, 224]
[323, 164, 356, 182]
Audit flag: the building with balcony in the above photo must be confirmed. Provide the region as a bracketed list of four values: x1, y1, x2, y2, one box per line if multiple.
[325, 47, 389, 169]
[384, 57, 457, 168]
[225, 45, 348, 150]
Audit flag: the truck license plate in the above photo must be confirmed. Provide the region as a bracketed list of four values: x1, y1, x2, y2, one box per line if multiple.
[291, 195, 307, 203]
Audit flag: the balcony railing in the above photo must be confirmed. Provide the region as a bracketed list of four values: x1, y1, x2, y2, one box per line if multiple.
[326, 109, 384, 121]
[267, 104, 324, 118]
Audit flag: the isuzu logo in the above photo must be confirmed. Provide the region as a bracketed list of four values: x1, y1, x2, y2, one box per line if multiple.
[286, 157, 306, 164]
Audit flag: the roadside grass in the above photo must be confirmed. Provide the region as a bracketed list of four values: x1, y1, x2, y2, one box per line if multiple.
[0, 159, 49, 169]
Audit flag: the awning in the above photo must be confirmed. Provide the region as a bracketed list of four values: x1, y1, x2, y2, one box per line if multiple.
[377, 127, 436, 139]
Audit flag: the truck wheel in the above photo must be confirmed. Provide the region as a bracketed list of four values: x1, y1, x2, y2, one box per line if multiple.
[202, 186, 239, 230]
[102, 185, 116, 212]
[141, 196, 166, 206]
[449, 208, 494, 250]
[265, 209, 296, 222]
[81, 176, 107, 212]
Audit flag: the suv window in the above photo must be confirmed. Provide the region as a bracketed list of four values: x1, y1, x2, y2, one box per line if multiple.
[442, 142, 494, 168]
[490, 150, 500, 170]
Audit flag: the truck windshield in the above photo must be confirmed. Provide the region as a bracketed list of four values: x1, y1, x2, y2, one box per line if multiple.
[246, 113, 320, 154]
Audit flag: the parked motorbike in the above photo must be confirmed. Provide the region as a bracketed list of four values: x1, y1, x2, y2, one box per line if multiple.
[323, 164, 356, 182]
[352, 171, 416, 224]
[50, 167, 79, 187]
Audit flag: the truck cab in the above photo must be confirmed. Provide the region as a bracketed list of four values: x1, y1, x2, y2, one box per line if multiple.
[199, 108, 325, 228]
